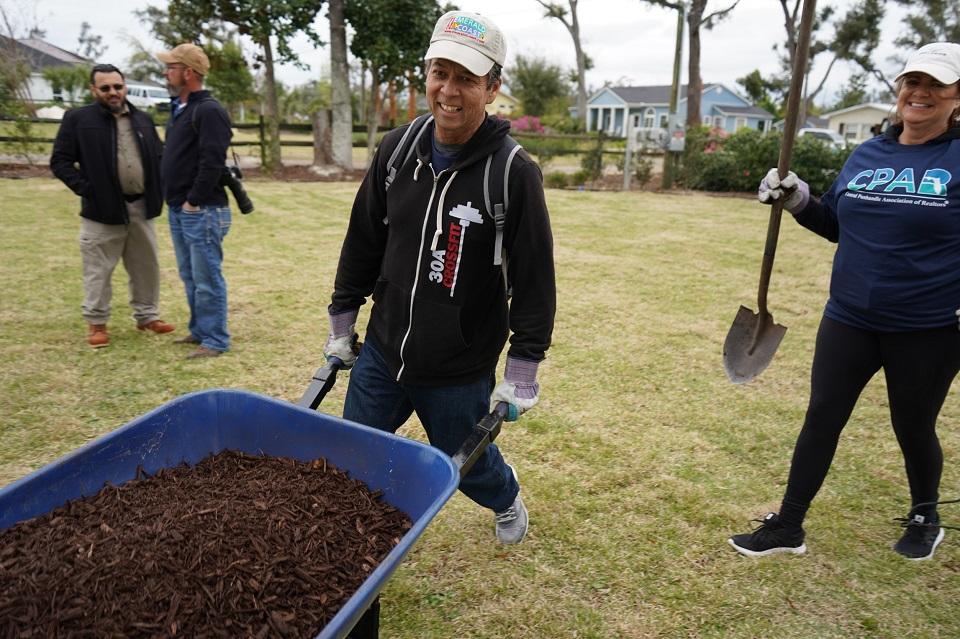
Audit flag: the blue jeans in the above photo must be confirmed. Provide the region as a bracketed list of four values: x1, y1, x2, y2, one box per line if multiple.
[344, 337, 519, 512]
[168, 205, 231, 352]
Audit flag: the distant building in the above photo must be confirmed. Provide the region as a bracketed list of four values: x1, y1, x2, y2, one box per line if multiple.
[0, 35, 91, 104]
[486, 91, 519, 118]
[820, 102, 894, 144]
[585, 83, 774, 138]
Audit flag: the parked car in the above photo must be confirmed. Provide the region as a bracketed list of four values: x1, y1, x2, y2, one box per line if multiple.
[797, 127, 846, 148]
[125, 84, 171, 111]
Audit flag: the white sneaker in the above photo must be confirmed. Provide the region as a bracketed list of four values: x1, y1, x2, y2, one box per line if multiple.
[495, 493, 528, 544]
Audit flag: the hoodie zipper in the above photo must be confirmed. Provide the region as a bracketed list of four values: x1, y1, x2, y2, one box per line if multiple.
[395, 164, 458, 381]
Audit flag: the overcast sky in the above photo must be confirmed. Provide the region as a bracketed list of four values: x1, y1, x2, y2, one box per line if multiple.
[13, 0, 910, 106]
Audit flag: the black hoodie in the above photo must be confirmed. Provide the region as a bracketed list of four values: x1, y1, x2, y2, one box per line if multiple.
[331, 115, 556, 386]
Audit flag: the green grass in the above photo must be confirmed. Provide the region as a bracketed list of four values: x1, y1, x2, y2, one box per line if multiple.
[1, 179, 958, 637]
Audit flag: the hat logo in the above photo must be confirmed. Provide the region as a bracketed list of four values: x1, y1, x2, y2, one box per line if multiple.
[443, 15, 487, 45]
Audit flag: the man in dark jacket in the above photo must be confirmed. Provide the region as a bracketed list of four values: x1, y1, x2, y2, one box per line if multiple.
[50, 63, 173, 349]
[157, 43, 233, 359]
[324, 11, 556, 545]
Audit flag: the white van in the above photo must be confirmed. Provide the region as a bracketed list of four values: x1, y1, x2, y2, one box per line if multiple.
[125, 83, 171, 110]
[797, 127, 846, 148]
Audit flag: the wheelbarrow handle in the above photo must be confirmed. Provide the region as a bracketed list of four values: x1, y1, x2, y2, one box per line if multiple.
[296, 358, 344, 410]
[451, 402, 508, 479]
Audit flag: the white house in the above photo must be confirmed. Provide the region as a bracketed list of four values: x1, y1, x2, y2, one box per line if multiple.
[821, 102, 894, 144]
[0, 35, 91, 104]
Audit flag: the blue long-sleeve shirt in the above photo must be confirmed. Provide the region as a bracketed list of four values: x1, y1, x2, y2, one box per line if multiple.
[794, 125, 960, 331]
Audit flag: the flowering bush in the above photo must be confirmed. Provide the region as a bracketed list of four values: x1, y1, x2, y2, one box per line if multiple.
[510, 115, 545, 133]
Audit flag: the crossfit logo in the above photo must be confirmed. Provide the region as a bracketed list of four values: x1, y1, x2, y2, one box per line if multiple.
[426, 201, 483, 296]
[847, 167, 952, 197]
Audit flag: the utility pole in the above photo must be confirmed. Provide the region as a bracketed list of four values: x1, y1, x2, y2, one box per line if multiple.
[662, 6, 684, 190]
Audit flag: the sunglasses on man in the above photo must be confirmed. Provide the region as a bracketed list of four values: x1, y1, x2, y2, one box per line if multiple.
[97, 84, 125, 93]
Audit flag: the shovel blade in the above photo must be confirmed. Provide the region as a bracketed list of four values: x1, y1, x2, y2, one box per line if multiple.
[723, 305, 787, 384]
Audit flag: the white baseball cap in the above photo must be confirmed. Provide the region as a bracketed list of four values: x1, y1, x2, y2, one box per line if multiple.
[896, 42, 960, 84]
[424, 11, 506, 77]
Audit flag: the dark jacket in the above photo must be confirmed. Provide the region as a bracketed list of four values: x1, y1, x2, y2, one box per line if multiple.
[50, 101, 163, 223]
[161, 90, 232, 207]
[331, 116, 556, 386]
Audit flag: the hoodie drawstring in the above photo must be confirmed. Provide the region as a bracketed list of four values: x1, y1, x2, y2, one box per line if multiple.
[430, 170, 458, 251]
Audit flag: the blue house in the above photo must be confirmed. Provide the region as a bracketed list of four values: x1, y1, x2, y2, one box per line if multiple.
[586, 83, 774, 138]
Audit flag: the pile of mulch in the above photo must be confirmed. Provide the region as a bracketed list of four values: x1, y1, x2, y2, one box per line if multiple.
[0, 450, 412, 637]
[0, 163, 51, 179]
[243, 165, 367, 182]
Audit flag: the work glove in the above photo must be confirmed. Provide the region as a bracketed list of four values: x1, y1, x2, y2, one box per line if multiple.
[758, 168, 810, 214]
[490, 356, 540, 422]
[323, 309, 360, 368]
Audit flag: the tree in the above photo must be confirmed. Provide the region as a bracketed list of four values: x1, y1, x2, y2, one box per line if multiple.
[893, 0, 960, 51]
[124, 36, 166, 83]
[42, 65, 90, 104]
[77, 21, 107, 61]
[506, 54, 571, 117]
[829, 72, 869, 111]
[736, 69, 780, 118]
[328, 0, 353, 169]
[643, 1, 741, 128]
[534, 1, 588, 131]
[346, 0, 443, 163]
[167, 0, 326, 173]
[206, 39, 254, 117]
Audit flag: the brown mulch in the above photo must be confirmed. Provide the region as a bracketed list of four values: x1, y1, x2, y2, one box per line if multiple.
[0, 450, 412, 638]
[0, 163, 51, 179]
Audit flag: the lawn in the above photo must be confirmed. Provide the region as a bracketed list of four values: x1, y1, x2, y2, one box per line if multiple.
[1, 177, 958, 638]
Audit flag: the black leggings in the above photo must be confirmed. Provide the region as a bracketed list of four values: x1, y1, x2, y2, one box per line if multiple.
[780, 316, 960, 526]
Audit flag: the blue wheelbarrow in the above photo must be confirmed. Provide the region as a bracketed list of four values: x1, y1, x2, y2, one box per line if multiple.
[0, 361, 507, 638]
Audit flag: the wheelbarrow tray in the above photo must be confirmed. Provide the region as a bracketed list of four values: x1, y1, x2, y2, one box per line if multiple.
[0, 389, 460, 639]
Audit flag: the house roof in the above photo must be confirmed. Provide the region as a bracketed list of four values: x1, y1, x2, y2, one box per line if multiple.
[0, 35, 89, 71]
[821, 102, 894, 118]
[712, 104, 774, 118]
[606, 84, 691, 105]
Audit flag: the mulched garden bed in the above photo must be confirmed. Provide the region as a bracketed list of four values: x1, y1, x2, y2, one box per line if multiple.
[0, 450, 412, 637]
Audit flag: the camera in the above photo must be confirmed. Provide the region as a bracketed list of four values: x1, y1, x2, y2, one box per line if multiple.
[221, 165, 254, 214]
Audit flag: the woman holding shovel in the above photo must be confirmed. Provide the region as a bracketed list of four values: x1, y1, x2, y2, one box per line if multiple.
[730, 42, 960, 561]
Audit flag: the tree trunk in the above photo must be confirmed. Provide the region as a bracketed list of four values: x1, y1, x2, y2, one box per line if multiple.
[388, 80, 397, 128]
[685, 1, 705, 129]
[328, 0, 353, 169]
[407, 78, 417, 123]
[313, 109, 333, 165]
[366, 67, 380, 166]
[261, 36, 282, 173]
[570, 1, 588, 132]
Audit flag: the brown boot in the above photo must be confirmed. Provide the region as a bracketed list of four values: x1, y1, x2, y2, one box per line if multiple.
[137, 319, 175, 334]
[88, 324, 109, 348]
[186, 346, 223, 359]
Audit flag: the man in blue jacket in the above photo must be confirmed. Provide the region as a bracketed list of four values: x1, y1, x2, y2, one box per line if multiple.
[157, 44, 233, 359]
[324, 12, 556, 545]
[51, 63, 174, 348]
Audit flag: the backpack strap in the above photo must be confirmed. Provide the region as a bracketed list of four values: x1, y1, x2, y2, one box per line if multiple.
[385, 114, 434, 192]
[483, 136, 523, 268]
[190, 96, 219, 133]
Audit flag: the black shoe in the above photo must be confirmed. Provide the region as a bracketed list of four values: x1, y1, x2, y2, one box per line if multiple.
[894, 513, 944, 561]
[729, 513, 807, 557]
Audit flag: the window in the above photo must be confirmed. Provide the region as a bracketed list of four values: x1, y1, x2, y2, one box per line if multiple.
[703, 115, 712, 125]
[758, 120, 766, 132]
[659, 114, 668, 128]
[643, 108, 655, 128]
[632, 114, 641, 128]
[735, 117, 747, 131]
[713, 115, 723, 128]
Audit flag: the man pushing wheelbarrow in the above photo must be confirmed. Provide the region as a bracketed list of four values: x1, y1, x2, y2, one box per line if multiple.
[322, 10, 556, 545]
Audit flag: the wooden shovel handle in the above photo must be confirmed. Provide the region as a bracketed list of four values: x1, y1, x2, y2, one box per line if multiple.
[757, 0, 818, 315]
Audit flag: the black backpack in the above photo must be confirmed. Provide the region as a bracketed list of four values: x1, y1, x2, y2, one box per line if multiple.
[383, 114, 523, 283]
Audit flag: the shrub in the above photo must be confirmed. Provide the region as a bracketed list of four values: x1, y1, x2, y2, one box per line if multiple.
[580, 132, 606, 182]
[678, 126, 852, 194]
[510, 115, 545, 133]
[545, 171, 569, 189]
[570, 169, 591, 186]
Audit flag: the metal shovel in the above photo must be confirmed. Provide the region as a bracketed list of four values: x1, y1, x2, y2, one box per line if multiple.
[723, 0, 818, 384]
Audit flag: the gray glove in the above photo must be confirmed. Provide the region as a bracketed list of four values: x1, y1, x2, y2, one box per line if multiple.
[490, 356, 540, 422]
[758, 168, 809, 214]
[323, 309, 360, 368]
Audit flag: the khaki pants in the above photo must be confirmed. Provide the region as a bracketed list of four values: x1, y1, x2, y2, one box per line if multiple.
[79, 199, 161, 325]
